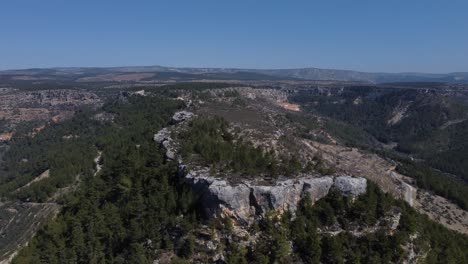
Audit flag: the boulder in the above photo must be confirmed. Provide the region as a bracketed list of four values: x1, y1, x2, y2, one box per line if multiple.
[153, 128, 171, 144]
[171, 111, 194, 124]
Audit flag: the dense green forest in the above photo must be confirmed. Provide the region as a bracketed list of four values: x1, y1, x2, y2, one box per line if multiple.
[13, 95, 199, 263]
[0, 93, 191, 203]
[0, 111, 100, 202]
[14, 176, 468, 263]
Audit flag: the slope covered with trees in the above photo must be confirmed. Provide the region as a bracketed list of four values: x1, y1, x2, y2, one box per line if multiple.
[291, 86, 468, 209]
[0, 111, 100, 202]
[13, 95, 200, 263]
[179, 116, 307, 179]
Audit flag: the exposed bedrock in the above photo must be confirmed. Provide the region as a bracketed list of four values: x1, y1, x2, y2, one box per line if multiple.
[184, 168, 366, 224]
[153, 128, 176, 160]
[171, 111, 194, 124]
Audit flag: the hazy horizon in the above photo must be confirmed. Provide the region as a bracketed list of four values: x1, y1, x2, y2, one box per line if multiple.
[2, 64, 467, 75]
[1, 0, 468, 73]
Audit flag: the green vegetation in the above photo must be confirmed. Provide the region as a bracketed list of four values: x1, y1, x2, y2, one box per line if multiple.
[291, 86, 468, 209]
[12, 95, 201, 263]
[0, 95, 186, 203]
[324, 119, 376, 148]
[0, 118, 8, 132]
[397, 161, 468, 210]
[179, 116, 304, 178]
[284, 112, 320, 140]
[0, 111, 99, 202]
[155, 82, 233, 96]
[210, 182, 468, 263]
[425, 119, 468, 181]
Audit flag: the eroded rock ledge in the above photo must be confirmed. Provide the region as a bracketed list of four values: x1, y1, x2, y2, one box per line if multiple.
[155, 111, 367, 225]
[182, 166, 366, 224]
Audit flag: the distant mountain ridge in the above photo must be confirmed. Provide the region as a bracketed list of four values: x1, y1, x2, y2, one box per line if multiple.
[255, 68, 468, 83]
[1, 65, 467, 83]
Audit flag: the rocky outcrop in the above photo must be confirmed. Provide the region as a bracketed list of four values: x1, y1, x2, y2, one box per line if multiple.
[171, 111, 194, 124]
[185, 172, 365, 224]
[153, 128, 176, 160]
[155, 111, 367, 225]
[181, 166, 365, 225]
[302, 177, 335, 202]
[153, 111, 195, 160]
[334, 176, 367, 196]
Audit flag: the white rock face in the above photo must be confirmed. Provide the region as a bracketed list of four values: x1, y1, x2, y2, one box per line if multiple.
[171, 111, 194, 124]
[208, 181, 252, 222]
[153, 128, 176, 160]
[182, 169, 366, 224]
[302, 177, 334, 201]
[154, 111, 195, 160]
[334, 176, 367, 196]
[153, 127, 170, 143]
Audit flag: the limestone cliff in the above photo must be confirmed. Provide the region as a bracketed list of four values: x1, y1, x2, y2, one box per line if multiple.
[182, 167, 366, 224]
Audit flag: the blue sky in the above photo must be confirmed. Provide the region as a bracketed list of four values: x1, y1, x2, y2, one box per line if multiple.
[1, 0, 467, 72]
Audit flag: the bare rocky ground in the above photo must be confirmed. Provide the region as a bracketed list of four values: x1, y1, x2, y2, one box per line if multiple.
[414, 190, 468, 234]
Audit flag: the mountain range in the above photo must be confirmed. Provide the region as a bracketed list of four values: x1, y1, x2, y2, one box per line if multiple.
[1, 65, 468, 83]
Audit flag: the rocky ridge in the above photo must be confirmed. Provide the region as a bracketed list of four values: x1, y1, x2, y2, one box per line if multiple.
[154, 111, 367, 224]
[183, 168, 366, 225]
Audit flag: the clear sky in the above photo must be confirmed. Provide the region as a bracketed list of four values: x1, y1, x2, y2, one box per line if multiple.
[1, 0, 467, 73]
